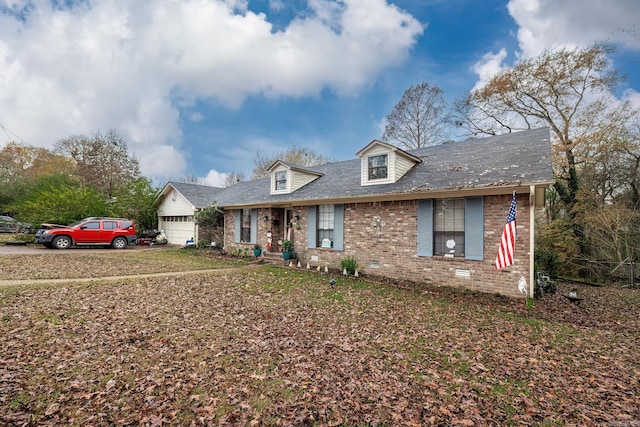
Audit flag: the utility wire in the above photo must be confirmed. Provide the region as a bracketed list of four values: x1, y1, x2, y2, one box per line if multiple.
[0, 122, 28, 144]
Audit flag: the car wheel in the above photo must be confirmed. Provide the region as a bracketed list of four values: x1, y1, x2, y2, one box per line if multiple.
[52, 235, 72, 249]
[112, 236, 128, 249]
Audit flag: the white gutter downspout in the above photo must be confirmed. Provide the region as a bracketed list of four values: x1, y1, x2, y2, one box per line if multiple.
[529, 185, 536, 297]
[194, 208, 201, 245]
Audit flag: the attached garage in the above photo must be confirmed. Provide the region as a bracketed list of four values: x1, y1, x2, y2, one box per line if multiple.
[154, 182, 222, 245]
[158, 215, 195, 246]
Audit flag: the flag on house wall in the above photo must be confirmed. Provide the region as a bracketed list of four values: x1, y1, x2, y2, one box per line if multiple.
[495, 193, 517, 270]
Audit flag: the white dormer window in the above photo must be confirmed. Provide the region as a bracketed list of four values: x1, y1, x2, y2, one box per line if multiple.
[275, 170, 287, 190]
[357, 140, 421, 186]
[368, 155, 388, 180]
[268, 161, 323, 195]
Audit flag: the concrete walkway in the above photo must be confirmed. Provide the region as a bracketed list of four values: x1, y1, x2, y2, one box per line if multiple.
[0, 265, 262, 287]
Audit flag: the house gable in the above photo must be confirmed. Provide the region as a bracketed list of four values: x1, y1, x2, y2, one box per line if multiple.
[156, 186, 196, 217]
[267, 161, 323, 195]
[154, 181, 222, 212]
[356, 140, 421, 186]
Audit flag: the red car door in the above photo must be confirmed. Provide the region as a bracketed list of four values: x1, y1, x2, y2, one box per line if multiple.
[75, 220, 102, 243]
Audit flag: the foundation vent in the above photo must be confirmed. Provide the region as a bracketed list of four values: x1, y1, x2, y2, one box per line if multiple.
[455, 269, 471, 278]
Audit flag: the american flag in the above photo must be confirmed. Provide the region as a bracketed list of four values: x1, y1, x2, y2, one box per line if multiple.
[495, 193, 517, 270]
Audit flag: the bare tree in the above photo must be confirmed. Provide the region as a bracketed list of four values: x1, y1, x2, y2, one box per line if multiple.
[55, 130, 141, 198]
[251, 146, 330, 179]
[180, 175, 200, 184]
[619, 119, 640, 208]
[454, 43, 631, 212]
[224, 171, 245, 187]
[456, 43, 639, 270]
[381, 82, 448, 149]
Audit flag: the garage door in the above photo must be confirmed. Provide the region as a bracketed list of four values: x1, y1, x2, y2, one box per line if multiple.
[159, 217, 196, 245]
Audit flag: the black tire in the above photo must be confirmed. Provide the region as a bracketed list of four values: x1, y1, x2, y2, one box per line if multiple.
[111, 236, 128, 249]
[52, 235, 72, 249]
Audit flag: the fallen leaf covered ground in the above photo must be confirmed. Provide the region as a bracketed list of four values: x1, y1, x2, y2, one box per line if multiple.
[0, 250, 245, 280]
[0, 250, 639, 426]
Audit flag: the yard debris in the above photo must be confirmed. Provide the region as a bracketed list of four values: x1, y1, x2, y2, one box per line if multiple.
[0, 254, 638, 425]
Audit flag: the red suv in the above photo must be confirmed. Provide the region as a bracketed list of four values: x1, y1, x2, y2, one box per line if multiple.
[35, 217, 137, 249]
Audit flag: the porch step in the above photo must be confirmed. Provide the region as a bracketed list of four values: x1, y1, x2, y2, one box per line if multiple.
[260, 251, 297, 266]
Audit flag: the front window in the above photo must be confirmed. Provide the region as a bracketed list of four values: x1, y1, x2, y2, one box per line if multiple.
[317, 205, 334, 247]
[240, 209, 251, 242]
[82, 221, 100, 230]
[368, 154, 388, 180]
[434, 198, 465, 257]
[275, 171, 287, 190]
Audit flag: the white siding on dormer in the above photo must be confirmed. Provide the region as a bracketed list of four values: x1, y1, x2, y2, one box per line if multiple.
[270, 164, 320, 194]
[359, 142, 420, 186]
[394, 153, 415, 182]
[291, 171, 318, 191]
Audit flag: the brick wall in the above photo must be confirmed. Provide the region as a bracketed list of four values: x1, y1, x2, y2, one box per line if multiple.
[224, 194, 531, 298]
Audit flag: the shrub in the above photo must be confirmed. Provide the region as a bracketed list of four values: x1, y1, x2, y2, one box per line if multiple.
[339, 256, 359, 275]
[535, 248, 560, 279]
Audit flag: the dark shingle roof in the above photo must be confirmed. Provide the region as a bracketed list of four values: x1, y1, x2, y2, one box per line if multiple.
[163, 182, 223, 208]
[216, 127, 554, 208]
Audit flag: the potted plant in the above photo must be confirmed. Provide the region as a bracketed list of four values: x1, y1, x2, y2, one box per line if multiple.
[253, 244, 262, 257]
[282, 240, 294, 260]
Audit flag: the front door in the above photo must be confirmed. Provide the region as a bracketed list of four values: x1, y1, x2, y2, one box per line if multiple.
[284, 209, 294, 242]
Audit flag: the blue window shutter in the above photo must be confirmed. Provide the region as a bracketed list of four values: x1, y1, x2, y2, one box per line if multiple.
[234, 211, 241, 243]
[333, 204, 344, 251]
[307, 206, 317, 248]
[417, 199, 433, 257]
[465, 197, 484, 260]
[250, 209, 257, 244]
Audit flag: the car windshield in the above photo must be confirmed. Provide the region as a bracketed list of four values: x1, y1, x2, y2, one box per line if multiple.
[68, 220, 85, 227]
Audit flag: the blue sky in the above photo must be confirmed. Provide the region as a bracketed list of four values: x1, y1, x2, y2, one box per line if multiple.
[1, 0, 638, 186]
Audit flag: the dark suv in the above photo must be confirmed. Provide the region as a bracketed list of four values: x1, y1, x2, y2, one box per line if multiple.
[35, 217, 137, 249]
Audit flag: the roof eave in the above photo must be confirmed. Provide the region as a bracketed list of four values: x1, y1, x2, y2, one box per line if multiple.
[216, 180, 555, 209]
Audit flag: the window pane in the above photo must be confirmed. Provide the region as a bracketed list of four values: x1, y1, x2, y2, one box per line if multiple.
[241, 209, 251, 242]
[368, 154, 388, 180]
[275, 171, 287, 190]
[433, 198, 465, 256]
[317, 205, 334, 246]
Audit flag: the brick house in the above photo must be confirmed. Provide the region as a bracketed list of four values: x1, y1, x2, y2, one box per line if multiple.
[215, 128, 554, 297]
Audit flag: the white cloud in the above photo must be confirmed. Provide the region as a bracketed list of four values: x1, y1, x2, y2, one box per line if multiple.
[189, 112, 205, 123]
[269, 0, 286, 13]
[507, 0, 640, 57]
[622, 88, 640, 111]
[470, 48, 508, 91]
[137, 144, 187, 181]
[200, 169, 228, 187]
[0, 0, 422, 180]
[470, 0, 640, 101]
